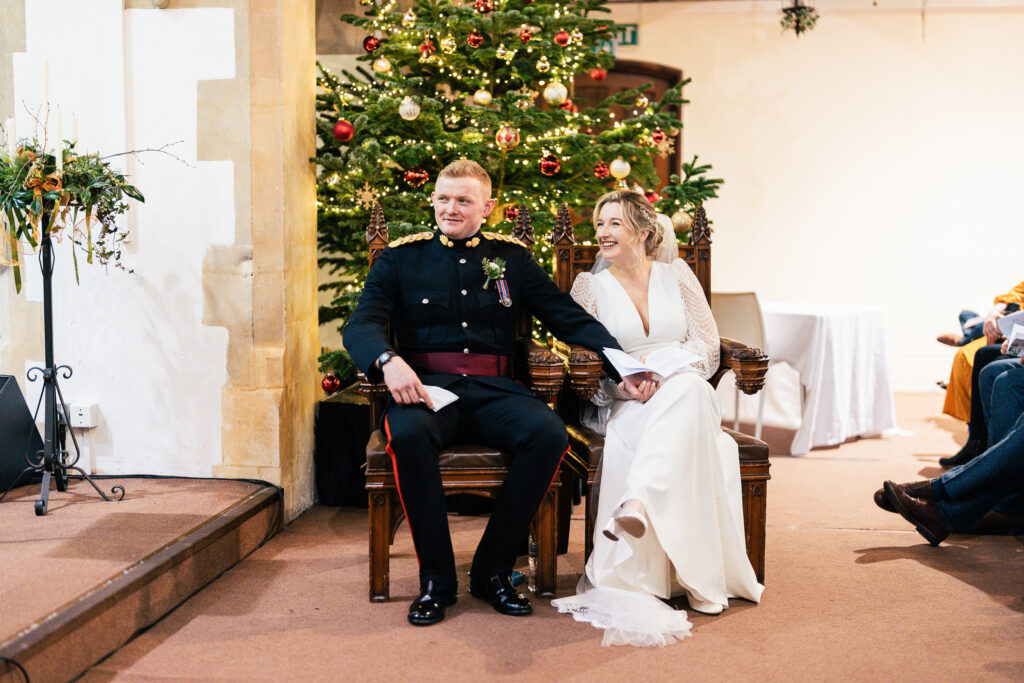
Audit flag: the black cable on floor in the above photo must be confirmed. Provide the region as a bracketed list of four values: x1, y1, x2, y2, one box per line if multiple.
[0, 655, 29, 682]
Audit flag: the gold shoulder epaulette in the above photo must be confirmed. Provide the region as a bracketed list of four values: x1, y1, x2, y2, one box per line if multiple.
[483, 232, 529, 249]
[388, 231, 434, 248]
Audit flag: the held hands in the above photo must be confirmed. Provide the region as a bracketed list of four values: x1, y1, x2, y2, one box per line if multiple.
[381, 356, 435, 410]
[620, 372, 659, 403]
[984, 305, 1006, 344]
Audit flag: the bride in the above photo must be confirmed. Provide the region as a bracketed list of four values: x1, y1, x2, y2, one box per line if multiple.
[552, 190, 763, 647]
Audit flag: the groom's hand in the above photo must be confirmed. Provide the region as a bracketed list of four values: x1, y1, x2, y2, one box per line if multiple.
[382, 356, 435, 409]
[621, 372, 658, 403]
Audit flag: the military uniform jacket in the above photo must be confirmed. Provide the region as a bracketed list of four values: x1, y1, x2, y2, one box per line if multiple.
[343, 230, 622, 391]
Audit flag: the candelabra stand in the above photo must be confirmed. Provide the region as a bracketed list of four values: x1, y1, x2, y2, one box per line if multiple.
[12, 208, 126, 515]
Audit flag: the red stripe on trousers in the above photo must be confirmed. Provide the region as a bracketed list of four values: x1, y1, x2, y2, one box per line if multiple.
[384, 416, 421, 566]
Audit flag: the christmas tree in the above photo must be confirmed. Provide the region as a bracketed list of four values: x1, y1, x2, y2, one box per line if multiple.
[314, 0, 722, 378]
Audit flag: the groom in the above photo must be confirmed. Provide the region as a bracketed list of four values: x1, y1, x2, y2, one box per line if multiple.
[344, 159, 640, 625]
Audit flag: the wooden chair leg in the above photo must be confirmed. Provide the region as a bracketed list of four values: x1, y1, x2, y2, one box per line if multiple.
[535, 486, 558, 598]
[556, 470, 572, 554]
[584, 482, 595, 562]
[388, 504, 405, 545]
[741, 472, 768, 584]
[368, 490, 391, 602]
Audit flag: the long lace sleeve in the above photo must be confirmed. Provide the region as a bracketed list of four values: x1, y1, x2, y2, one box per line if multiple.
[670, 259, 720, 380]
[570, 273, 629, 408]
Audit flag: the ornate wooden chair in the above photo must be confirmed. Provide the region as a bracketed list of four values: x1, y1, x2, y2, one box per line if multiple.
[549, 204, 772, 583]
[358, 204, 567, 602]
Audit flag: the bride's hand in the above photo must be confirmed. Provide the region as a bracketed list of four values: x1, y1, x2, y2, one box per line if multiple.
[620, 373, 658, 403]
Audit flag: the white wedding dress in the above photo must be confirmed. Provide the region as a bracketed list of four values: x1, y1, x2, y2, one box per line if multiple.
[552, 259, 763, 647]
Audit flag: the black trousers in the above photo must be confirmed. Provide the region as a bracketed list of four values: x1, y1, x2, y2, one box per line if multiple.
[968, 344, 1009, 447]
[383, 377, 567, 596]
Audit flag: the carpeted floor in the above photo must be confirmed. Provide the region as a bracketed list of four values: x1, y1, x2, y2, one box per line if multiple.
[0, 477, 264, 647]
[82, 394, 1024, 681]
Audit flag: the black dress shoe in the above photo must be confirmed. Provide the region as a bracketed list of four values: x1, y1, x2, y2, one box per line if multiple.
[883, 480, 950, 546]
[469, 574, 532, 616]
[873, 480, 934, 513]
[407, 580, 457, 626]
[939, 440, 983, 469]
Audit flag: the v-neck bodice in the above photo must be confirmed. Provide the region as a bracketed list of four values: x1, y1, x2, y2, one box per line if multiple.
[595, 262, 689, 357]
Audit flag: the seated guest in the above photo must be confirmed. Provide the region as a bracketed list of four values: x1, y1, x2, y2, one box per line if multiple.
[940, 281, 1023, 467]
[876, 354, 1024, 544]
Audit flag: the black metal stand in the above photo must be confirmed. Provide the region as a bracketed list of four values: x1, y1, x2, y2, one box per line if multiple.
[10, 209, 125, 515]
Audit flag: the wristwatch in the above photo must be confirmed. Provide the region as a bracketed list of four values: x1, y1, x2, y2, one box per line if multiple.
[376, 350, 398, 369]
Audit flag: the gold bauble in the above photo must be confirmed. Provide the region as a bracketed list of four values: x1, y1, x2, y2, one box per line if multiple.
[670, 209, 692, 232]
[543, 81, 568, 106]
[635, 94, 649, 108]
[536, 55, 551, 73]
[402, 9, 416, 26]
[440, 34, 457, 54]
[372, 57, 392, 74]
[473, 88, 493, 106]
[495, 123, 520, 150]
[609, 157, 631, 183]
[570, 28, 584, 43]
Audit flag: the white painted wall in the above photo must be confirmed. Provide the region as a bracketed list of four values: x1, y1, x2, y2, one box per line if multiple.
[1, 2, 236, 476]
[609, 0, 1022, 390]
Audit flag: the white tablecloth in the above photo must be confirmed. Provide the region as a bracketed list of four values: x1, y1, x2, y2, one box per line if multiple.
[759, 302, 897, 455]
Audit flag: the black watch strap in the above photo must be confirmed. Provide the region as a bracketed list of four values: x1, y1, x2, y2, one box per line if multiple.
[377, 351, 397, 369]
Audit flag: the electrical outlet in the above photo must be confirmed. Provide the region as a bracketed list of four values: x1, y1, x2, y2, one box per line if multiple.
[69, 404, 98, 429]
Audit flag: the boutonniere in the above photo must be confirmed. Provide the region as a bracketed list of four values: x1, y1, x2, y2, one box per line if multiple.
[481, 257, 512, 307]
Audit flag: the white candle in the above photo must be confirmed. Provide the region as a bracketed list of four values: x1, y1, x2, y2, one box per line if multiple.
[42, 59, 48, 112]
[53, 107, 62, 172]
[4, 118, 14, 157]
[71, 115, 78, 146]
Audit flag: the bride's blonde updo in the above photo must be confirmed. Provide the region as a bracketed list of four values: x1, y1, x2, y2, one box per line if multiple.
[592, 190, 663, 259]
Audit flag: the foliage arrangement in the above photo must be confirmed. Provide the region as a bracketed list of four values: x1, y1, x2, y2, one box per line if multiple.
[314, 0, 724, 379]
[1, 134, 144, 292]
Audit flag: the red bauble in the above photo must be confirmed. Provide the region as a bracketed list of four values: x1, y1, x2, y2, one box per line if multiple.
[645, 190, 661, 204]
[593, 162, 610, 179]
[559, 98, 576, 112]
[519, 27, 532, 43]
[504, 206, 519, 222]
[475, 0, 493, 12]
[363, 35, 381, 52]
[589, 67, 607, 81]
[332, 119, 354, 142]
[553, 30, 571, 46]
[467, 31, 484, 47]
[540, 154, 560, 176]
[404, 167, 430, 188]
[523, 0, 534, 3]
[651, 129, 666, 144]
[321, 374, 341, 394]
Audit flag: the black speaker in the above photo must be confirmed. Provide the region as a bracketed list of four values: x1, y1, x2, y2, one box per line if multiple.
[0, 375, 44, 493]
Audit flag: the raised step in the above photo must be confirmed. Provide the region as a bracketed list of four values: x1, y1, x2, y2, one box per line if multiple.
[0, 477, 281, 683]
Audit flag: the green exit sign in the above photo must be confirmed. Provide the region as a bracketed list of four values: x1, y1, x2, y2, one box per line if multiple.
[594, 24, 638, 54]
[615, 24, 638, 46]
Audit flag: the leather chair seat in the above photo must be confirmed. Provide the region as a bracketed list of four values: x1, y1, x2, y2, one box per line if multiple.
[365, 429, 512, 472]
[565, 424, 768, 470]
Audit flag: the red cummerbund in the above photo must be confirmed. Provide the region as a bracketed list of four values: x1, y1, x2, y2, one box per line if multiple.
[404, 352, 512, 377]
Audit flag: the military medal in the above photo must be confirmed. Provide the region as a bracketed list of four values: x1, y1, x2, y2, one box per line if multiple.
[481, 257, 512, 307]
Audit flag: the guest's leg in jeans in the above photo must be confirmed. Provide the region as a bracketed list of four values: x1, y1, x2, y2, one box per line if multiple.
[958, 310, 984, 346]
[986, 361, 1024, 444]
[931, 411, 1024, 532]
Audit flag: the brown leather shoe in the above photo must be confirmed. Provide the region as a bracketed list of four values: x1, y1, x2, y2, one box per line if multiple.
[873, 480, 934, 513]
[936, 333, 963, 347]
[883, 480, 950, 545]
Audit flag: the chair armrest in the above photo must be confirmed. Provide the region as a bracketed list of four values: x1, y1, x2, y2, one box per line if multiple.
[718, 337, 770, 396]
[517, 338, 565, 403]
[553, 340, 603, 401]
